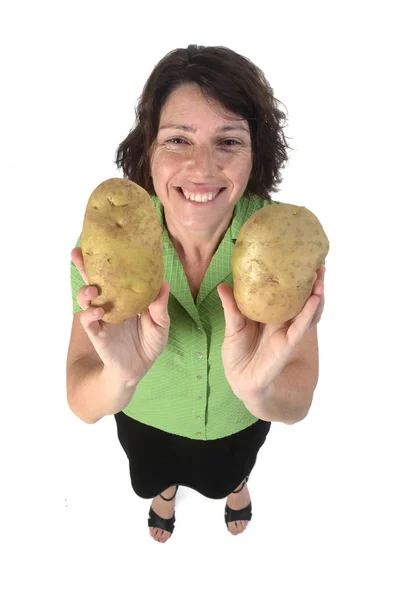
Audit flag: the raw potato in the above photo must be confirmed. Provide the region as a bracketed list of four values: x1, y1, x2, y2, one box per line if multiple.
[232, 203, 329, 324]
[81, 178, 163, 323]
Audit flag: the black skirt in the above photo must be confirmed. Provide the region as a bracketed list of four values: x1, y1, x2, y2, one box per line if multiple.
[114, 411, 271, 500]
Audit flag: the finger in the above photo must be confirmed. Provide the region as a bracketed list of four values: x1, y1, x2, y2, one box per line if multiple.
[76, 284, 98, 310]
[287, 295, 321, 347]
[312, 266, 326, 295]
[217, 283, 247, 337]
[310, 292, 325, 328]
[71, 247, 89, 285]
[315, 265, 326, 288]
[79, 305, 103, 337]
[312, 277, 324, 297]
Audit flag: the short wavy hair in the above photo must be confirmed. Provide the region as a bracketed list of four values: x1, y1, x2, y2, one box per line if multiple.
[115, 45, 292, 200]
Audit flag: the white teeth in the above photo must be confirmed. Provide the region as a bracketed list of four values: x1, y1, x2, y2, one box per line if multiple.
[182, 189, 220, 202]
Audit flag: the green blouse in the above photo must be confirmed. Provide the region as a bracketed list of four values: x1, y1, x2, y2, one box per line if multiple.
[70, 194, 278, 440]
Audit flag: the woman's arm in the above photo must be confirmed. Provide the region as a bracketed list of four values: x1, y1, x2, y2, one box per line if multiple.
[67, 357, 138, 424]
[240, 328, 319, 424]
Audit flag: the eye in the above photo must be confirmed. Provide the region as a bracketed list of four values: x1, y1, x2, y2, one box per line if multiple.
[167, 137, 187, 145]
[220, 139, 241, 147]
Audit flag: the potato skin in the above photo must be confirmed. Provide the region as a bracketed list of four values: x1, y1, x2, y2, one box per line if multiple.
[232, 203, 329, 324]
[81, 178, 163, 323]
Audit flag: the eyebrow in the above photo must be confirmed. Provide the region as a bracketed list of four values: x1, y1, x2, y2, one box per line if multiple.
[158, 124, 249, 133]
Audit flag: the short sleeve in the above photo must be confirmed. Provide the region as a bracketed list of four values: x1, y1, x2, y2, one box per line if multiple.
[70, 235, 85, 315]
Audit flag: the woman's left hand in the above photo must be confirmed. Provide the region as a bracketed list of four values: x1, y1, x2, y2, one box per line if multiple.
[217, 266, 325, 400]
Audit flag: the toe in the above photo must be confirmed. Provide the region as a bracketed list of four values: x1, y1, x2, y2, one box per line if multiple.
[231, 521, 239, 534]
[228, 522, 238, 535]
[161, 530, 171, 543]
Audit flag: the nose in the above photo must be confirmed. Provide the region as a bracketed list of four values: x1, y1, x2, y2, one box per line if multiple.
[188, 144, 216, 180]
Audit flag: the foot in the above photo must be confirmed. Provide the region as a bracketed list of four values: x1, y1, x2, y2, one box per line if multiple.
[226, 479, 251, 536]
[149, 486, 177, 543]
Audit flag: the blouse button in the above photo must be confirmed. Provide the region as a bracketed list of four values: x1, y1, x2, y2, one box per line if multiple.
[196, 375, 203, 380]
[196, 432, 202, 437]
[196, 352, 203, 359]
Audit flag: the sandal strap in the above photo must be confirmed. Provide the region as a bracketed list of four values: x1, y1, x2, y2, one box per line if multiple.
[148, 506, 176, 534]
[225, 502, 252, 524]
[159, 485, 179, 502]
[231, 475, 249, 494]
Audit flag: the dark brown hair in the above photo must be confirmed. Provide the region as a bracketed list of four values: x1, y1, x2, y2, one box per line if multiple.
[115, 45, 292, 200]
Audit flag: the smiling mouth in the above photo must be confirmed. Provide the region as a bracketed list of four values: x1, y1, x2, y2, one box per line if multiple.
[176, 187, 226, 203]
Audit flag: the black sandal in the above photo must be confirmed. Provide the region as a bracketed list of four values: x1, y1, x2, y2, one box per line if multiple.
[224, 475, 252, 530]
[148, 485, 179, 537]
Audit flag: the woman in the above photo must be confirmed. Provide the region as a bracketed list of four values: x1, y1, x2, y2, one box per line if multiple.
[66, 45, 325, 544]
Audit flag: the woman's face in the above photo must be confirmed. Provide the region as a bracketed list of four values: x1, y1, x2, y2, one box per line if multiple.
[150, 83, 253, 233]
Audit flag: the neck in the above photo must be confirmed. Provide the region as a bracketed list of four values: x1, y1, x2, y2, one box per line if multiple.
[163, 210, 233, 264]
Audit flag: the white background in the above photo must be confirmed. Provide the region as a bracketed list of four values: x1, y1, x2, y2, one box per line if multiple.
[1, 1, 399, 598]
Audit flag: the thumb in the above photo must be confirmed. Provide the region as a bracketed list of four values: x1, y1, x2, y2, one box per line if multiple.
[71, 247, 89, 285]
[147, 282, 170, 327]
[217, 283, 247, 337]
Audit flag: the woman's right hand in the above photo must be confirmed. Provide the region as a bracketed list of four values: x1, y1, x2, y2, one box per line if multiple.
[71, 247, 170, 384]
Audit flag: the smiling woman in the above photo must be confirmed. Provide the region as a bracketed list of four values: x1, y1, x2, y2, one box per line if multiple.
[148, 83, 253, 244]
[116, 45, 290, 200]
[68, 44, 324, 544]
